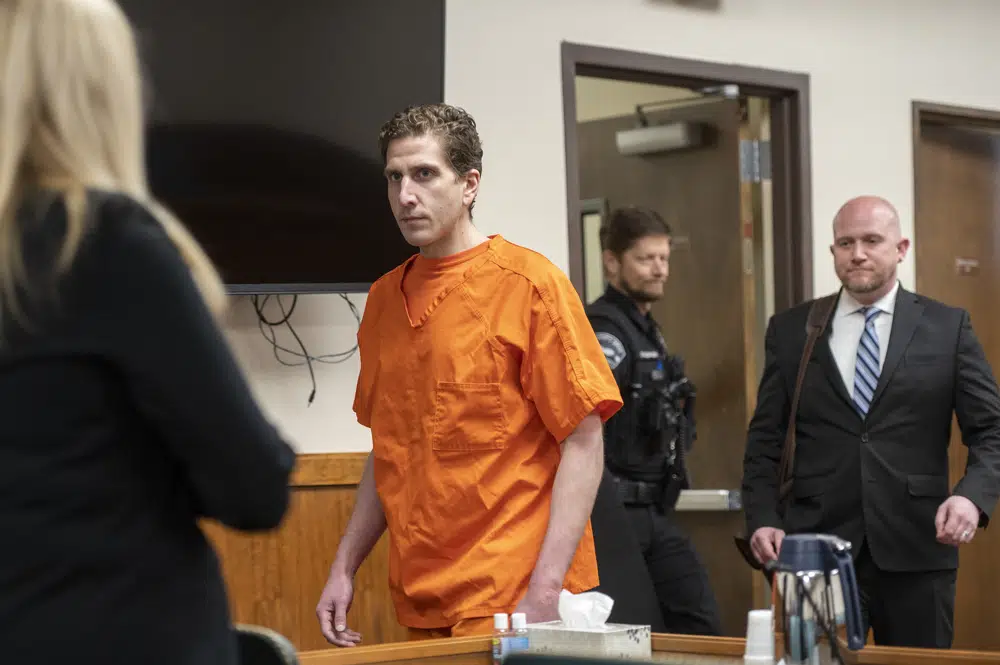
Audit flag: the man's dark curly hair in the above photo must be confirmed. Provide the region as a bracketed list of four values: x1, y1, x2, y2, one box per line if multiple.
[378, 104, 484, 216]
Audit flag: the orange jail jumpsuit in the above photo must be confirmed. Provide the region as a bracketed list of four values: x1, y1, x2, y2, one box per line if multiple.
[353, 235, 623, 637]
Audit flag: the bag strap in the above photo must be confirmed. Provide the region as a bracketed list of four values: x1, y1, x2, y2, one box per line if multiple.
[776, 293, 839, 504]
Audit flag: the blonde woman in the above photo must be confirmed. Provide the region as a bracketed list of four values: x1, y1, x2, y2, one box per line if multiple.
[0, 1, 296, 663]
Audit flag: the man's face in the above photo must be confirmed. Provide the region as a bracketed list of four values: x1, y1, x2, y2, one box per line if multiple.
[606, 234, 671, 304]
[831, 204, 908, 298]
[384, 133, 479, 255]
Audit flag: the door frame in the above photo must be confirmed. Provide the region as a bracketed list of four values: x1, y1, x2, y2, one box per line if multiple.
[910, 100, 1000, 651]
[561, 42, 814, 313]
[561, 43, 813, 615]
[912, 100, 1000, 294]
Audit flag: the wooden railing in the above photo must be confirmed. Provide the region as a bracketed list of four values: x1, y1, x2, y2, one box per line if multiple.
[296, 632, 1000, 665]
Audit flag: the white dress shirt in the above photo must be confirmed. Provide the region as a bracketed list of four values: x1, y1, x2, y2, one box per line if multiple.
[827, 281, 899, 398]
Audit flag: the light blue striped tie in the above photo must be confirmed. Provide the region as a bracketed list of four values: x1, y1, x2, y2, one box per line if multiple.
[853, 307, 881, 416]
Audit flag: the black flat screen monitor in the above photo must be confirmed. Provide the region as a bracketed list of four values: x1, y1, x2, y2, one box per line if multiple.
[119, 0, 445, 293]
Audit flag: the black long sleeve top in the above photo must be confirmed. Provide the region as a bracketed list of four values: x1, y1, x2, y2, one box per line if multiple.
[0, 189, 296, 665]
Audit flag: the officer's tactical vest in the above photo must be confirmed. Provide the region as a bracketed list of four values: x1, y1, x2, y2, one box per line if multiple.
[586, 297, 681, 483]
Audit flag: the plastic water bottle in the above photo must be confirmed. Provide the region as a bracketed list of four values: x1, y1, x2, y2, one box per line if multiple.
[492, 613, 510, 665]
[507, 612, 530, 657]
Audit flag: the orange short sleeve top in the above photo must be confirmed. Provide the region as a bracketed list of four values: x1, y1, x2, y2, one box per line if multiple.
[353, 235, 622, 628]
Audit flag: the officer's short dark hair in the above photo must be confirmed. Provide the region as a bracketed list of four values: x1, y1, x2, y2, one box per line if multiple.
[599, 206, 672, 256]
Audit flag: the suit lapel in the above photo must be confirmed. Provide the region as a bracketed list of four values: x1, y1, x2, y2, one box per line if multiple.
[800, 289, 854, 410]
[815, 322, 856, 409]
[869, 287, 923, 409]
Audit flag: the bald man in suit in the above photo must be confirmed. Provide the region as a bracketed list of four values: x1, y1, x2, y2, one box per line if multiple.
[741, 196, 1000, 648]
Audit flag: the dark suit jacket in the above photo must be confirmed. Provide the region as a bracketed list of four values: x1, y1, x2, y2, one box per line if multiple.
[0, 190, 296, 665]
[742, 286, 1000, 572]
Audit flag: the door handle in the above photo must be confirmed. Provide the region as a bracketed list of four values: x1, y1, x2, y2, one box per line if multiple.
[674, 489, 742, 511]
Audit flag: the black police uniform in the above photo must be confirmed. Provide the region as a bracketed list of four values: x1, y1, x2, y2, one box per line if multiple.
[586, 284, 722, 636]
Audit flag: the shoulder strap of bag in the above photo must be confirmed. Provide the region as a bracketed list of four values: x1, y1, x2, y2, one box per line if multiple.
[776, 293, 839, 504]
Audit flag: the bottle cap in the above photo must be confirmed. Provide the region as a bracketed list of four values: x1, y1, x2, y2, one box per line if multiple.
[493, 612, 509, 631]
[511, 612, 527, 630]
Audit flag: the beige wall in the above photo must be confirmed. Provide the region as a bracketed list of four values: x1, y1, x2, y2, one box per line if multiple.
[224, 0, 1000, 454]
[575, 77, 696, 123]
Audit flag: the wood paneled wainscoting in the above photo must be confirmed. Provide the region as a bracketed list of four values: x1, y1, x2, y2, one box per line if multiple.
[201, 453, 409, 652]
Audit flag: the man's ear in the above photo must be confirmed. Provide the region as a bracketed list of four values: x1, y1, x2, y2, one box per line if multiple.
[602, 249, 619, 279]
[897, 237, 911, 262]
[462, 169, 481, 208]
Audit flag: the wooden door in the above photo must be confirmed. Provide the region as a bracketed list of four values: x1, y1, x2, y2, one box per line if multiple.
[914, 117, 1000, 651]
[577, 97, 751, 636]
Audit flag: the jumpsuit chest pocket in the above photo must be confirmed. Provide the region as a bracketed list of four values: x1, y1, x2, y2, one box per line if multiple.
[429, 381, 506, 451]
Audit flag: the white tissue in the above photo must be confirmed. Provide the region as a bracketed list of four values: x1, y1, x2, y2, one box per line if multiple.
[557, 589, 614, 629]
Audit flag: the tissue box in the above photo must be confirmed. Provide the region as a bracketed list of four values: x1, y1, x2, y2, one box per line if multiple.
[524, 621, 652, 660]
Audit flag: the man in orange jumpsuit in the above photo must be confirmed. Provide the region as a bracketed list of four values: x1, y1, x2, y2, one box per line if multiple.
[316, 103, 623, 646]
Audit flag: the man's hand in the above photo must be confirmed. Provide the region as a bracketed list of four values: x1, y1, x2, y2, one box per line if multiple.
[521, 413, 604, 624]
[316, 568, 362, 647]
[750, 526, 785, 564]
[514, 583, 561, 624]
[315, 454, 386, 646]
[936, 495, 980, 546]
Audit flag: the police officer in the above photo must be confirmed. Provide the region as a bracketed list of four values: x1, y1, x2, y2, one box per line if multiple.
[586, 205, 722, 636]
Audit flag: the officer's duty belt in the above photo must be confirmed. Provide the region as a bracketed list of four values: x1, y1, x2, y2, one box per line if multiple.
[610, 474, 660, 506]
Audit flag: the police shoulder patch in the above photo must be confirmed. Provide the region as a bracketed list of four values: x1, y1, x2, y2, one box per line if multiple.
[596, 332, 627, 370]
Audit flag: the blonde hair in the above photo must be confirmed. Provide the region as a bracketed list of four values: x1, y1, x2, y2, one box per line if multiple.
[0, 0, 227, 321]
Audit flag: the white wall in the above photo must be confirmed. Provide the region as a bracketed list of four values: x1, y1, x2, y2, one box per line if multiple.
[223, 293, 369, 454]
[225, 0, 1000, 454]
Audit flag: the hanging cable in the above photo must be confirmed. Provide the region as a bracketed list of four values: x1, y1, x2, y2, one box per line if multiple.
[250, 294, 361, 405]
